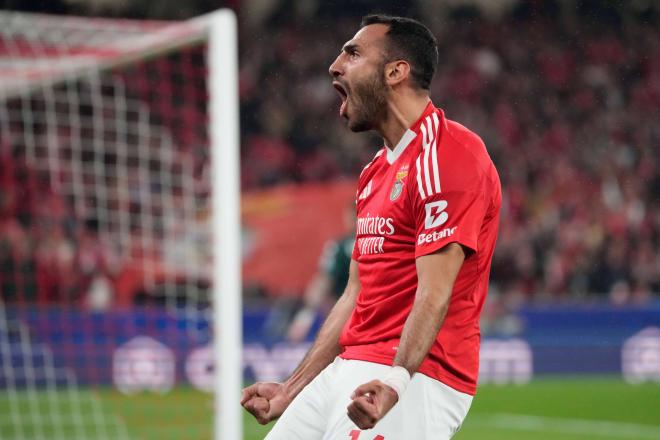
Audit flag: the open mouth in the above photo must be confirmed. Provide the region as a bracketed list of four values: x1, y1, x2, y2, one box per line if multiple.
[333, 81, 349, 117]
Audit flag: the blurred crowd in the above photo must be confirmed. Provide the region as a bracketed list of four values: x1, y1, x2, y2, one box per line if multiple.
[1, 0, 659, 307]
[0, 151, 120, 306]
[238, 1, 660, 304]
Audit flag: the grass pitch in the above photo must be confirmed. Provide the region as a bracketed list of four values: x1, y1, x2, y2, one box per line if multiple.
[1, 378, 658, 439]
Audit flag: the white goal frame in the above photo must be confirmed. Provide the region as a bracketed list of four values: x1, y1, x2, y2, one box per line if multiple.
[209, 10, 243, 440]
[0, 8, 242, 440]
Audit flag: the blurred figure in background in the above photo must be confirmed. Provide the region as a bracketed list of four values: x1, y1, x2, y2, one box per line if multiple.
[75, 218, 121, 311]
[287, 202, 355, 342]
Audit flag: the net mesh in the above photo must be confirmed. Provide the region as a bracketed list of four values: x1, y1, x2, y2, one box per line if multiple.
[0, 11, 217, 439]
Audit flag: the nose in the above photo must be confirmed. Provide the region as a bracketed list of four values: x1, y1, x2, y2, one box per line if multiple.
[329, 54, 343, 78]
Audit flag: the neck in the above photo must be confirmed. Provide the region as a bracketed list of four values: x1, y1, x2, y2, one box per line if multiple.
[377, 90, 431, 149]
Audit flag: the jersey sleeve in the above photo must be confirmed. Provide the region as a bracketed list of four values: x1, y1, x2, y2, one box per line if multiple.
[412, 149, 487, 258]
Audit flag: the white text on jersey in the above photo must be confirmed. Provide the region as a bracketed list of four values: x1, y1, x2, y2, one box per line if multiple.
[418, 227, 457, 245]
[356, 213, 395, 236]
[357, 237, 385, 255]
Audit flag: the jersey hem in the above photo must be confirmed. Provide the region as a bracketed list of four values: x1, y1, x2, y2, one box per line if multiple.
[339, 350, 477, 396]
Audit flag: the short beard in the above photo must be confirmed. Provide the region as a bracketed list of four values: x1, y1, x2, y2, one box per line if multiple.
[348, 68, 388, 132]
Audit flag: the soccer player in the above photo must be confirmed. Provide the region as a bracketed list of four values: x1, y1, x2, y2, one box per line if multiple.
[242, 14, 501, 439]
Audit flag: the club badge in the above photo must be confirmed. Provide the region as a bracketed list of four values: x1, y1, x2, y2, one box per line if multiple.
[390, 169, 408, 201]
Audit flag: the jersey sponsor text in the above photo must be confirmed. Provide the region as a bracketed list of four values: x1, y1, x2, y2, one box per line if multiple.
[417, 227, 457, 245]
[424, 200, 448, 229]
[357, 236, 385, 255]
[356, 213, 395, 236]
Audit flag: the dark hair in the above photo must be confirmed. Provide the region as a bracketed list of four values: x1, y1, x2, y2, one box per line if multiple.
[360, 14, 438, 90]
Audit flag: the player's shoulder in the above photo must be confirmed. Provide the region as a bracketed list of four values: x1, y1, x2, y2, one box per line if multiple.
[441, 116, 495, 176]
[416, 109, 488, 161]
[411, 112, 497, 196]
[443, 118, 487, 159]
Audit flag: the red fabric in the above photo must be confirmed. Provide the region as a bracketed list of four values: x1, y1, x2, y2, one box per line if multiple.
[340, 103, 501, 395]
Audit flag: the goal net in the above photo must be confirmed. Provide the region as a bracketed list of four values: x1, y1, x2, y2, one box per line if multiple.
[0, 10, 241, 440]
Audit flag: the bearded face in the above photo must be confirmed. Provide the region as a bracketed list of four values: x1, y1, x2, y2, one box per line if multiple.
[332, 58, 390, 132]
[345, 65, 389, 132]
[330, 24, 393, 133]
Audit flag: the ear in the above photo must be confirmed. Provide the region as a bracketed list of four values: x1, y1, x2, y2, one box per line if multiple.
[384, 60, 411, 87]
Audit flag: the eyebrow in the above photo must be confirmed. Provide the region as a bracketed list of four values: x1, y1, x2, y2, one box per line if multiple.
[342, 43, 359, 53]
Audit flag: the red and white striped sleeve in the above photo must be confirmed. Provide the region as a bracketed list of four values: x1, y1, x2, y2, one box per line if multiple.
[411, 117, 488, 258]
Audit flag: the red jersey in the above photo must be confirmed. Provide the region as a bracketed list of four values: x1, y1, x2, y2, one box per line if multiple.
[339, 102, 501, 395]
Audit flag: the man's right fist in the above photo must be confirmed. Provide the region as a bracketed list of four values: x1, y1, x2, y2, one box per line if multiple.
[241, 382, 291, 425]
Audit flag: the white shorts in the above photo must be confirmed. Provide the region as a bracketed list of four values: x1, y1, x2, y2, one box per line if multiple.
[265, 357, 473, 440]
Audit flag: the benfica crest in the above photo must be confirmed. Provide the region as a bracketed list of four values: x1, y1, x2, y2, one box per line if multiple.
[390, 168, 408, 201]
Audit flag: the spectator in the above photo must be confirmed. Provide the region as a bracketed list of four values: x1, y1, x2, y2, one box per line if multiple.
[1, 0, 659, 304]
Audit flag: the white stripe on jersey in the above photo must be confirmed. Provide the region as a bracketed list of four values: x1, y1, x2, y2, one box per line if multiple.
[416, 154, 426, 199]
[420, 123, 428, 148]
[416, 113, 442, 199]
[423, 138, 433, 196]
[431, 113, 441, 193]
[426, 117, 434, 144]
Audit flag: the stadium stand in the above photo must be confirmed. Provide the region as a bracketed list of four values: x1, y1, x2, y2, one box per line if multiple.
[1, 0, 659, 307]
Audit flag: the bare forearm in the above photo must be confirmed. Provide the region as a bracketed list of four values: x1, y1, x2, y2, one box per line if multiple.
[394, 243, 465, 375]
[393, 287, 449, 375]
[283, 289, 355, 398]
[242, 259, 358, 425]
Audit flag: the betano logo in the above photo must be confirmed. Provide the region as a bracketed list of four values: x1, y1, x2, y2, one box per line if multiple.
[418, 227, 457, 245]
[424, 200, 449, 229]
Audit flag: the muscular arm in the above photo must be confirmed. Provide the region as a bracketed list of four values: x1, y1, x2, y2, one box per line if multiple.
[242, 259, 359, 424]
[347, 242, 465, 429]
[283, 258, 360, 399]
[394, 242, 465, 374]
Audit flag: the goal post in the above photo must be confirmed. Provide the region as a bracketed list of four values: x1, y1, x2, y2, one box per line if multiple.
[0, 8, 242, 440]
[209, 10, 243, 440]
